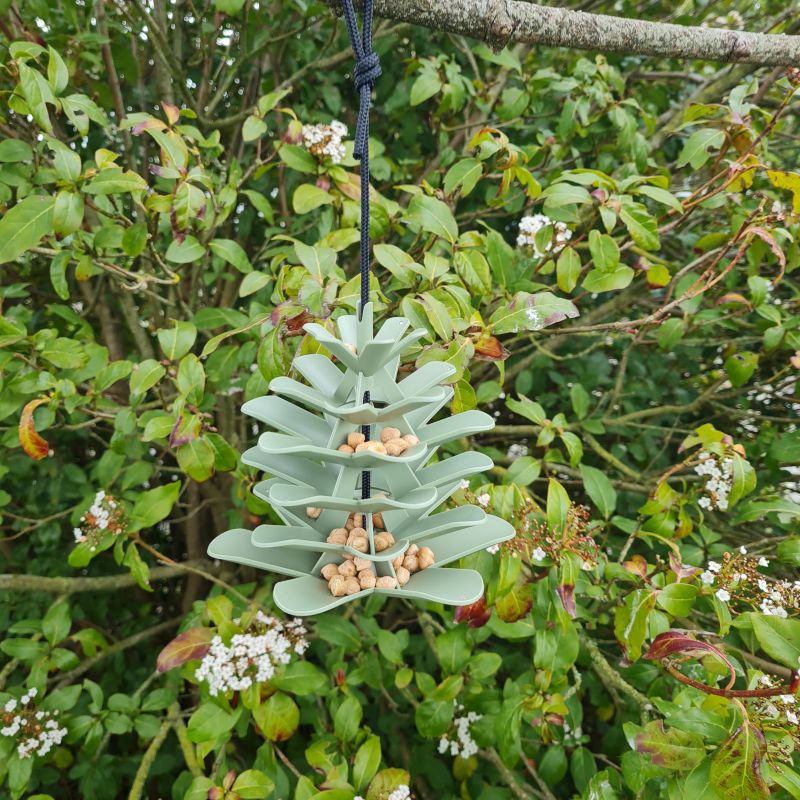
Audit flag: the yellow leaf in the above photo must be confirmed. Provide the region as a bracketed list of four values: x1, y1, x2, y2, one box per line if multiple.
[19, 397, 50, 460]
[767, 169, 800, 213]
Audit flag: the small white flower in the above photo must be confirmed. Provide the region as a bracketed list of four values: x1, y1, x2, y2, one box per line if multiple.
[532, 547, 547, 563]
[476, 493, 490, 508]
[700, 571, 715, 585]
[458, 479, 470, 490]
[485, 543, 500, 555]
[739, 546, 748, 555]
[715, 589, 731, 603]
[707, 561, 721, 573]
[758, 556, 769, 567]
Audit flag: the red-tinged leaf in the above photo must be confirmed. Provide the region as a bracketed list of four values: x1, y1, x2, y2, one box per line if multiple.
[156, 626, 214, 672]
[455, 595, 491, 628]
[710, 723, 769, 800]
[633, 720, 706, 770]
[556, 583, 576, 618]
[747, 225, 786, 283]
[131, 118, 164, 135]
[716, 292, 751, 309]
[168, 415, 201, 448]
[162, 102, 180, 126]
[472, 333, 509, 362]
[284, 309, 314, 336]
[19, 397, 50, 460]
[495, 584, 532, 623]
[623, 554, 648, 579]
[669, 552, 700, 579]
[644, 630, 736, 685]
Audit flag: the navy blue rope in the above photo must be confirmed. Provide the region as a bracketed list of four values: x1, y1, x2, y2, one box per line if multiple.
[341, 0, 380, 501]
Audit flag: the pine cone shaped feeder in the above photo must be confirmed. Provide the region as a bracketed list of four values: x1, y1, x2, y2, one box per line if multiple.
[208, 303, 514, 616]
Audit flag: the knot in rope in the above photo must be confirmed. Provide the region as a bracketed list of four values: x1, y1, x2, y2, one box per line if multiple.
[353, 51, 381, 93]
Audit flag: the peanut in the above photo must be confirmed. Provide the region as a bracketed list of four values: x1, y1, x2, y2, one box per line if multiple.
[395, 566, 411, 586]
[376, 576, 397, 589]
[355, 442, 370, 453]
[359, 572, 377, 590]
[347, 432, 365, 448]
[385, 441, 405, 457]
[350, 536, 368, 553]
[306, 506, 322, 519]
[418, 547, 435, 569]
[338, 444, 355, 454]
[354, 556, 372, 572]
[402, 434, 420, 446]
[365, 441, 387, 454]
[392, 554, 404, 569]
[406, 543, 419, 556]
[321, 563, 340, 581]
[374, 533, 393, 552]
[327, 528, 348, 545]
[403, 554, 419, 573]
[338, 560, 356, 577]
[329, 575, 347, 596]
[372, 512, 384, 530]
[344, 577, 361, 595]
[352, 513, 364, 528]
[349, 526, 367, 539]
[380, 427, 401, 443]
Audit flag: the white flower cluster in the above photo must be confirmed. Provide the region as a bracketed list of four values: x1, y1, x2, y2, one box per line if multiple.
[195, 612, 308, 696]
[438, 704, 481, 759]
[387, 786, 411, 800]
[301, 119, 347, 163]
[694, 451, 734, 511]
[756, 675, 800, 727]
[1, 688, 67, 759]
[507, 443, 529, 459]
[516, 213, 572, 256]
[73, 490, 125, 549]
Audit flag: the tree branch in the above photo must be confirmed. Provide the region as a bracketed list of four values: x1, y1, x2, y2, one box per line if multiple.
[0, 560, 217, 593]
[336, 0, 800, 67]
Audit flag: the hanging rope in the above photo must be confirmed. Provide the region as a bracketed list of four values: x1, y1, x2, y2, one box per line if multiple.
[340, 0, 381, 500]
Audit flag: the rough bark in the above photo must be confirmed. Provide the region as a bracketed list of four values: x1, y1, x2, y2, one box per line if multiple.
[338, 0, 800, 67]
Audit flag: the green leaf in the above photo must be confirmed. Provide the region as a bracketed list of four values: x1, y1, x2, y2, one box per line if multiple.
[409, 71, 443, 105]
[242, 115, 267, 142]
[677, 129, 725, 170]
[405, 194, 458, 243]
[157, 320, 197, 360]
[546, 478, 570, 531]
[583, 266, 634, 292]
[49, 252, 70, 299]
[129, 482, 181, 532]
[42, 600, 71, 645]
[709, 723, 768, 800]
[176, 436, 216, 482]
[122, 223, 148, 257]
[232, 770, 274, 800]
[239, 271, 270, 297]
[166, 235, 205, 264]
[656, 583, 698, 617]
[750, 614, 800, 668]
[293, 184, 334, 214]
[84, 168, 147, 195]
[614, 589, 656, 661]
[47, 46, 69, 94]
[588, 230, 620, 272]
[557, 246, 581, 293]
[333, 694, 362, 741]
[619, 202, 659, 251]
[724, 352, 758, 387]
[18, 62, 54, 132]
[47, 138, 81, 182]
[254, 691, 299, 740]
[187, 703, 239, 743]
[443, 158, 482, 197]
[579, 464, 617, 518]
[353, 736, 382, 792]
[129, 359, 166, 396]
[53, 190, 84, 236]
[0, 139, 33, 162]
[278, 144, 317, 173]
[0, 194, 55, 264]
[272, 661, 328, 696]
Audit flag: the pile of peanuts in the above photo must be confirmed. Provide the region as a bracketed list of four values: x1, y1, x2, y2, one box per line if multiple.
[337, 428, 420, 457]
[313, 510, 435, 596]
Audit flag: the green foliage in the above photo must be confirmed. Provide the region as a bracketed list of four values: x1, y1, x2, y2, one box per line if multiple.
[0, 2, 799, 799]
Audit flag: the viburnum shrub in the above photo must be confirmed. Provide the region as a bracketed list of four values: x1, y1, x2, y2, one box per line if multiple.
[0, 1, 798, 799]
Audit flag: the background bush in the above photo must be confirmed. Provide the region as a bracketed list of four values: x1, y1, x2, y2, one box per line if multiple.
[0, 1, 799, 798]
